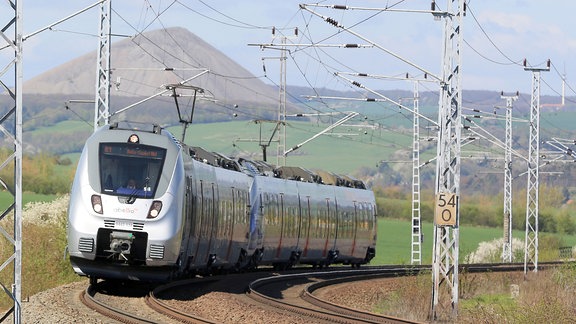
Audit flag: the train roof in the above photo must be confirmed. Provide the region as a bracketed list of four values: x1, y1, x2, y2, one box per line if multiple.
[108, 122, 163, 134]
[185, 144, 367, 189]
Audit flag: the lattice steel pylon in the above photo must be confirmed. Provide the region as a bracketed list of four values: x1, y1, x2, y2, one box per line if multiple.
[430, 0, 464, 320]
[523, 60, 549, 274]
[0, 1, 23, 323]
[94, 0, 111, 130]
[411, 80, 422, 265]
[276, 35, 287, 166]
[501, 93, 517, 263]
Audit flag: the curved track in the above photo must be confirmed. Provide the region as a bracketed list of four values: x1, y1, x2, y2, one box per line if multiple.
[246, 268, 423, 323]
[80, 263, 558, 323]
[146, 278, 221, 323]
[80, 284, 157, 324]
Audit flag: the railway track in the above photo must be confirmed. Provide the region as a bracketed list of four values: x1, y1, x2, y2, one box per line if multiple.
[79, 263, 555, 323]
[80, 279, 179, 323]
[246, 268, 423, 323]
[80, 284, 157, 324]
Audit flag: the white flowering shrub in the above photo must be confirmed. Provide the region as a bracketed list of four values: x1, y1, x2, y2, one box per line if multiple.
[23, 194, 69, 226]
[465, 237, 524, 263]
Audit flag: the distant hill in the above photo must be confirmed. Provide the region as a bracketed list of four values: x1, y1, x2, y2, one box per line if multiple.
[23, 27, 280, 109]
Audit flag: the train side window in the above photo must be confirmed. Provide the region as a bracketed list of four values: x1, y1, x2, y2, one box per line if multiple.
[325, 199, 331, 239]
[239, 189, 245, 224]
[301, 197, 310, 241]
[279, 193, 285, 232]
[318, 201, 327, 238]
[342, 210, 350, 239]
[267, 195, 273, 226]
[358, 203, 370, 230]
[288, 205, 296, 238]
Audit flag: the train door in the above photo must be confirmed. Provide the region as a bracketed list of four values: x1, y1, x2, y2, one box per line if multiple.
[357, 201, 377, 261]
[283, 194, 302, 262]
[272, 192, 301, 265]
[350, 201, 359, 256]
[224, 187, 250, 262]
[300, 196, 311, 257]
[261, 192, 280, 262]
[276, 193, 285, 258]
[337, 201, 356, 258]
[246, 188, 262, 253]
[322, 198, 337, 258]
[331, 198, 339, 254]
[223, 188, 236, 261]
[193, 180, 217, 267]
[206, 182, 218, 265]
[181, 176, 195, 271]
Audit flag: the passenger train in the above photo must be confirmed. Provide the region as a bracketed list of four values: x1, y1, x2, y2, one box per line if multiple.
[67, 122, 377, 282]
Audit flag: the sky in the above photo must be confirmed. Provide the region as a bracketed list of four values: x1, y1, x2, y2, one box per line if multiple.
[9, 1, 576, 97]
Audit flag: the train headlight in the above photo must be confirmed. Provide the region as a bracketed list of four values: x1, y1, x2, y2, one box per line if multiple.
[128, 134, 139, 143]
[147, 201, 162, 219]
[91, 195, 103, 214]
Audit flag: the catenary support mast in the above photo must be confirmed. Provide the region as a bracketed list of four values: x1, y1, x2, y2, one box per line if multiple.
[277, 33, 287, 166]
[94, 0, 112, 129]
[501, 92, 518, 263]
[411, 80, 422, 265]
[523, 60, 549, 274]
[0, 1, 23, 323]
[430, 0, 465, 320]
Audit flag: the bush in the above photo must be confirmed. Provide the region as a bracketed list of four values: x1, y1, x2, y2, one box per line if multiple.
[0, 195, 79, 309]
[0, 149, 73, 195]
[465, 238, 524, 263]
[376, 197, 411, 220]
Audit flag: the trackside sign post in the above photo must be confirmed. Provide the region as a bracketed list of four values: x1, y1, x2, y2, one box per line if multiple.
[434, 193, 458, 227]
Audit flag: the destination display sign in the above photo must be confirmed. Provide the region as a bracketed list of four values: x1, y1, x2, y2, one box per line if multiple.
[101, 143, 166, 159]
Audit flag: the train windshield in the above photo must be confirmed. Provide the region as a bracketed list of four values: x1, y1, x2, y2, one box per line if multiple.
[99, 143, 167, 198]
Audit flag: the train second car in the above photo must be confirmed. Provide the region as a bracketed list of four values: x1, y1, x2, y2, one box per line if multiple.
[67, 122, 377, 282]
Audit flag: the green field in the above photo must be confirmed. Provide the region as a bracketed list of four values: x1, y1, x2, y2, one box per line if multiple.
[167, 120, 418, 174]
[0, 191, 56, 208]
[372, 218, 576, 265]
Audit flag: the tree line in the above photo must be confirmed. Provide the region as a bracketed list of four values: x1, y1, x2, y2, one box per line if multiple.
[0, 149, 73, 194]
[374, 184, 576, 235]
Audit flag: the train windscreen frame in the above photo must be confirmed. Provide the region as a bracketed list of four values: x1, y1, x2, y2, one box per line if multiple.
[99, 143, 167, 198]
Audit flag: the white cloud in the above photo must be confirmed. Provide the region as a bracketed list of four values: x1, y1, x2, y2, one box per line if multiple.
[480, 11, 534, 34]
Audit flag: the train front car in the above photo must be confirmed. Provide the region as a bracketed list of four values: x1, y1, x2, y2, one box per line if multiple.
[67, 123, 185, 282]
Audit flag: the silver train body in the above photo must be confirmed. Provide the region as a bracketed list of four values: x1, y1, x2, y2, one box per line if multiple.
[67, 123, 377, 281]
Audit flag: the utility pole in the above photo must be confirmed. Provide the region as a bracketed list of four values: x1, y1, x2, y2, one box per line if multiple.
[411, 80, 422, 265]
[523, 59, 549, 275]
[430, 0, 465, 320]
[561, 71, 566, 106]
[0, 1, 23, 322]
[94, 0, 111, 130]
[277, 29, 287, 166]
[249, 27, 299, 166]
[500, 92, 518, 263]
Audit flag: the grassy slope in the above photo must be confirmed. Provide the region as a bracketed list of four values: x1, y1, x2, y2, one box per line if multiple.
[0, 191, 56, 207]
[169, 120, 416, 174]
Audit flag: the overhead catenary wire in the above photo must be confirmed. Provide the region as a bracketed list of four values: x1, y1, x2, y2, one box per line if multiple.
[43, 1, 575, 169]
